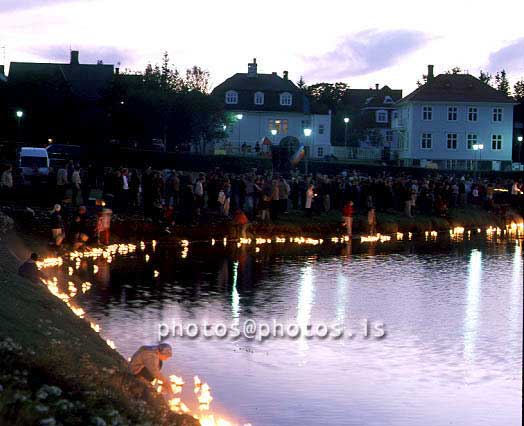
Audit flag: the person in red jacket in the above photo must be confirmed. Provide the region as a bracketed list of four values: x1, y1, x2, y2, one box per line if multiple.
[232, 209, 248, 239]
[342, 201, 354, 237]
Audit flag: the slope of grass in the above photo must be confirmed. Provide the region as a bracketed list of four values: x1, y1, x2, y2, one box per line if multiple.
[0, 241, 198, 426]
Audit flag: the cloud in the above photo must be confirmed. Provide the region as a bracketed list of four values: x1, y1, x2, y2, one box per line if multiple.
[487, 38, 524, 73]
[0, 0, 74, 13]
[27, 45, 138, 67]
[303, 29, 432, 81]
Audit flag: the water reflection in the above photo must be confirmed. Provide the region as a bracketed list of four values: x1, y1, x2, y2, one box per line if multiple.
[75, 241, 522, 426]
[464, 249, 482, 368]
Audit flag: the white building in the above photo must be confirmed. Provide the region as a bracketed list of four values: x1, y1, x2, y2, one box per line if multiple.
[392, 65, 516, 171]
[212, 59, 332, 159]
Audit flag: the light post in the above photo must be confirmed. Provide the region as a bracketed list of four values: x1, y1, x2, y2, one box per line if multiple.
[235, 113, 243, 154]
[344, 117, 349, 160]
[271, 128, 277, 147]
[15, 109, 24, 127]
[518, 135, 523, 164]
[473, 143, 484, 178]
[303, 127, 312, 175]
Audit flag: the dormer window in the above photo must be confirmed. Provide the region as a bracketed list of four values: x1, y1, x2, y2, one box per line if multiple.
[384, 96, 393, 104]
[225, 90, 238, 104]
[254, 91, 264, 105]
[280, 92, 292, 106]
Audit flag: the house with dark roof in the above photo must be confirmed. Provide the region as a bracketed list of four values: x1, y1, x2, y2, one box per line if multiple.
[211, 59, 332, 158]
[8, 50, 114, 101]
[348, 85, 402, 151]
[392, 65, 516, 171]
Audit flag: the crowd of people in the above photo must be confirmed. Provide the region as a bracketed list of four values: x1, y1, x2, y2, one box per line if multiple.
[1, 159, 523, 238]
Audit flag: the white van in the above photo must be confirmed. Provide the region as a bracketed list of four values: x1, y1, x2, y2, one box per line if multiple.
[19, 147, 50, 178]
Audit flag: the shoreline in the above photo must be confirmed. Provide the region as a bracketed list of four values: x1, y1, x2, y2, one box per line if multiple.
[0, 219, 199, 426]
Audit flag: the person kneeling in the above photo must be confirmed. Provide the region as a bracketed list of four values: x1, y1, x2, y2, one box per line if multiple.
[129, 343, 174, 397]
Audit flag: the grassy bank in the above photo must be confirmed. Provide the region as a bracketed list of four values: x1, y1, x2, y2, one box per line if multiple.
[0, 234, 198, 426]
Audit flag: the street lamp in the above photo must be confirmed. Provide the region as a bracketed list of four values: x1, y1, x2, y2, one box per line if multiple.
[344, 117, 350, 160]
[518, 135, 523, 164]
[473, 143, 484, 177]
[303, 127, 312, 175]
[235, 114, 243, 154]
[15, 110, 24, 127]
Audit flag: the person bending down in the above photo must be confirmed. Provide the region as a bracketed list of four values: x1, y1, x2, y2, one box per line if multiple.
[129, 343, 174, 397]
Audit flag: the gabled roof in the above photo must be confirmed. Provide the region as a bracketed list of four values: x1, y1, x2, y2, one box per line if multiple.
[348, 86, 402, 109]
[212, 72, 300, 93]
[399, 73, 515, 104]
[8, 61, 114, 100]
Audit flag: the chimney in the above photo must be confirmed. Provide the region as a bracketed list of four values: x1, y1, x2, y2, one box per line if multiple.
[375, 83, 379, 91]
[247, 58, 257, 77]
[283, 70, 289, 80]
[427, 64, 434, 81]
[0, 65, 4, 76]
[70, 50, 79, 65]
[115, 67, 120, 75]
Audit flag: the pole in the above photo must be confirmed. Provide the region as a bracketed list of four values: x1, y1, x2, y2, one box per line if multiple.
[344, 122, 348, 160]
[305, 140, 309, 175]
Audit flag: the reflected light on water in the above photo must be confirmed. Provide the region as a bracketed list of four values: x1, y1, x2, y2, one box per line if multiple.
[297, 266, 314, 352]
[231, 261, 240, 323]
[335, 273, 348, 324]
[509, 242, 523, 340]
[464, 249, 482, 368]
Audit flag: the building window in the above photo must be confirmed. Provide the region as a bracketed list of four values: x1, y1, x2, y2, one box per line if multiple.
[446, 160, 457, 170]
[254, 91, 264, 105]
[447, 106, 458, 121]
[492, 107, 503, 122]
[393, 111, 398, 120]
[466, 160, 475, 171]
[468, 107, 478, 121]
[386, 130, 393, 143]
[280, 92, 292, 106]
[318, 124, 325, 135]
[376, 110, 388, 123]
[467, 133, 478, 150]
[384, 96, 394, 104]
[225, 90, 238, 104]
[421, 133, 432, 149]
[317, 147, 324, 157]
[447, 133, 458, 150]
[268, 119, 288, 134]
[491, 134, 502, 150]
[422, 106, 432, 120]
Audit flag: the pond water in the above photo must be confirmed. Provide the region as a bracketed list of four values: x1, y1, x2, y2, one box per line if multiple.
[73, 239, 522, 426]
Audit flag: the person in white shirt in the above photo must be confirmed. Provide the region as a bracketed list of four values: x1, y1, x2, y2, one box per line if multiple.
[71, 167, 82, 206]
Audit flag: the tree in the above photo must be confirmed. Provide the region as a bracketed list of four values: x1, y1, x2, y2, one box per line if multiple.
[305, 82, 351, 114]
[416, 73, 428, 87]
[494, 69, 511, 95]
[445, 67, 462, 74]
[185, 66, 211, 93]
[479, 70, 493, 86]
[513, 79, 524, 102]
[297, 76, 306, 90]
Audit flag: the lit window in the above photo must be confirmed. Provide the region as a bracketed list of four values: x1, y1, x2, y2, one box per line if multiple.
[268, 119, 288, 134]
[467, 134, 477, 150]
[318, 124, 325, 135]
[468, 107, 478, 121]
[225, 90, 238, 104]
[492, 107, 503, 122]
[254, 91, 264, 105]
[376, 110, 388, 123]
[280, 92, 292, 106]
[447, 133, 458, 150]
[447, 106, 457, 121]
[491, 134, 502, 150]
[422, 106, 432, 120]
[421, 133, 432, 149]
[317, 147, 324, 157]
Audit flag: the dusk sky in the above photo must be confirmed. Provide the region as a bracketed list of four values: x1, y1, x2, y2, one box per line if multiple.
[1, 0, 524, 93]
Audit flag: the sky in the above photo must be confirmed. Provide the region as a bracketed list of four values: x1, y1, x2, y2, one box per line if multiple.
[1, 0, 524, 94]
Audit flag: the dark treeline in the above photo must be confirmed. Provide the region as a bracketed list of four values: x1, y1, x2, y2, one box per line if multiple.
[0, 52, 228, 155]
